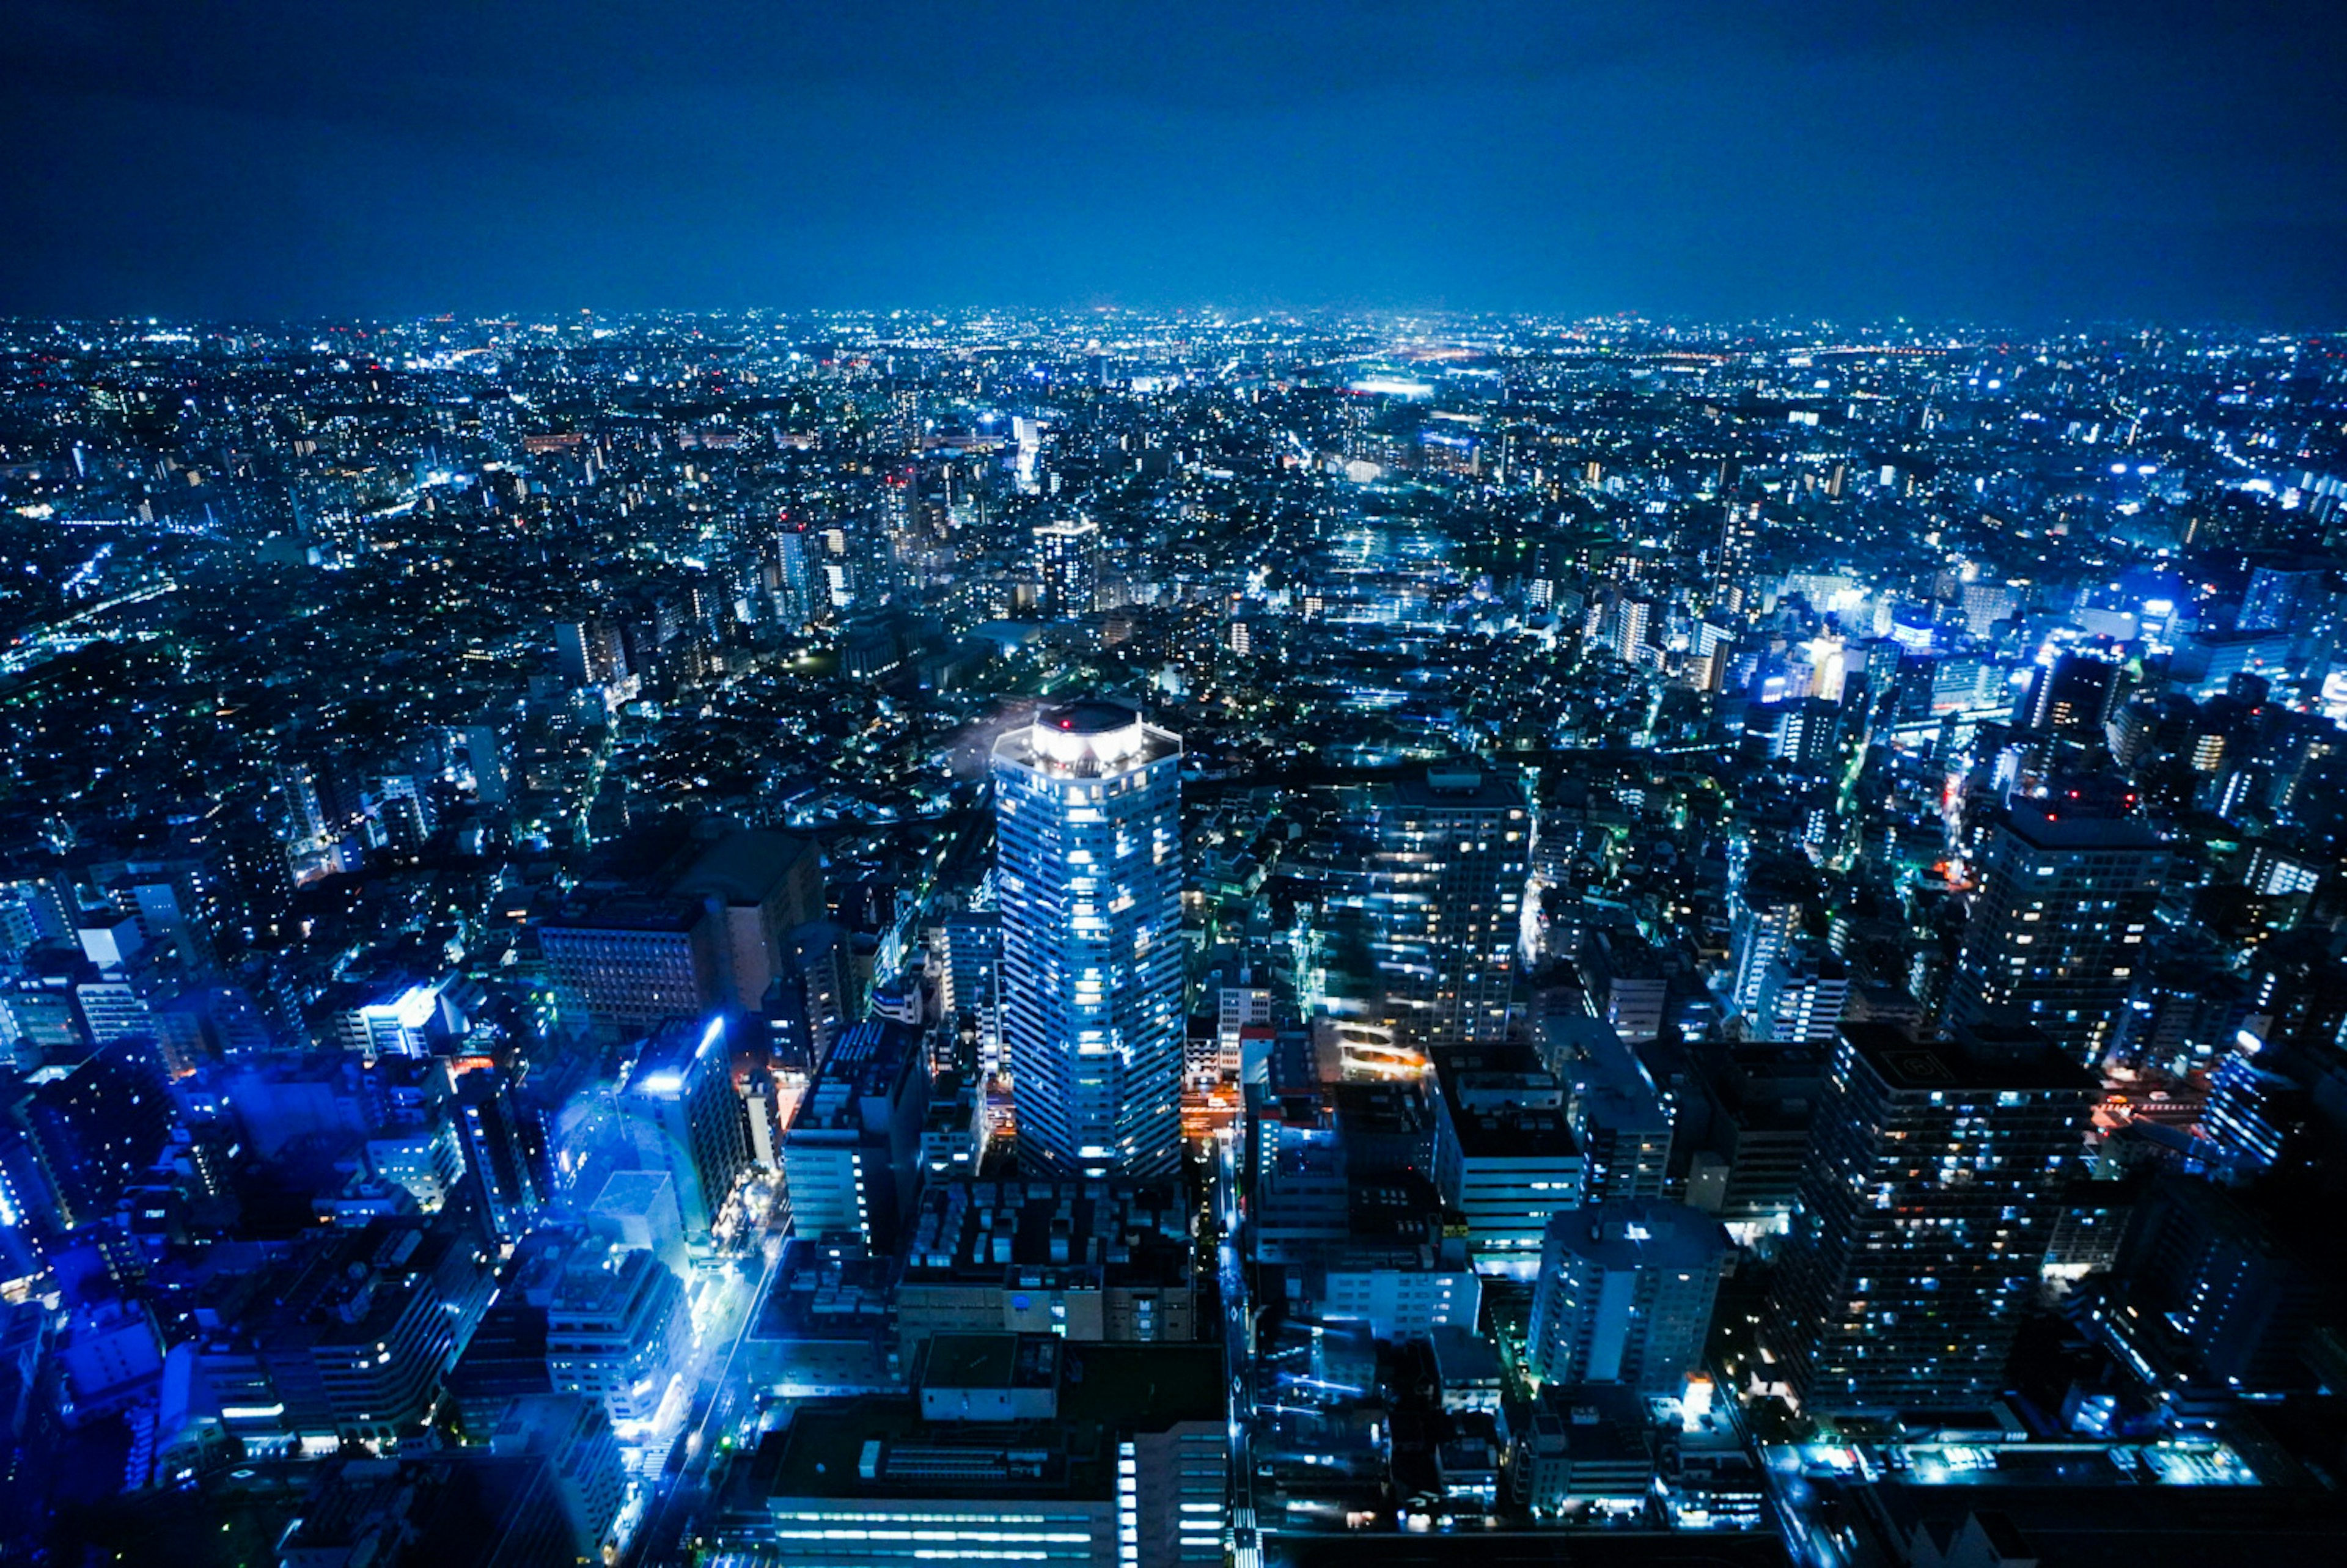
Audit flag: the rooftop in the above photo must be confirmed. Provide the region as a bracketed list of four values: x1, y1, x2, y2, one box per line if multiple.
[670, 828, 816, 907]
[1843, 1022, 2099, 1095]
[993, 698, 1181, 778]
[901, 1178, 1195, 1289]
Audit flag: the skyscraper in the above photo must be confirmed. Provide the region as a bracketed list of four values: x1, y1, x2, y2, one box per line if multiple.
[993, 699, 1183, 1178]
[1367, 764, 1531, 1047]
[1033, 516, 1100, 620]
[1763, 1022, 2095, 1415]
[1943, 800, 2170, 1066]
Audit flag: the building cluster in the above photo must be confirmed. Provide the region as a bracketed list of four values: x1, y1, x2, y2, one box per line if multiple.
[0, 310, 2343, 1563]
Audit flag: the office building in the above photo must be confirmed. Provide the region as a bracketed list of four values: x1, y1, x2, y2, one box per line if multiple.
[669, 829, 824, 1013]
[545, 1242, 691, 1428]
[1546, 1013, 1673, 1204]
[780, 1017, 929, 1251]
[1526, 1200, 1732, 1395]
[490, 1393, 627, 1565]
[751, 1340, 1225, 1568]
[539, 897, 720, 1044]
[2106, 1176, 2326, 1396]
[197, 1207, 497, 1446]
[894, 1179, 1199, 1357]
[766, 919, 857, 1074]
[2022, 650, 2123, 736]
[1433, 1045, 1585, 1270]
[619, 1016, 751, 1246]
[993, 700, 1184, 1179]
[1318, 1262, 1483, 1343]
[454, 1066, 544, 1244]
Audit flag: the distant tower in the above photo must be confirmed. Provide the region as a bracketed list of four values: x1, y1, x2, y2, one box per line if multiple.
[1033, 516, 1101, 620]
[992, 699, 1183, 1178]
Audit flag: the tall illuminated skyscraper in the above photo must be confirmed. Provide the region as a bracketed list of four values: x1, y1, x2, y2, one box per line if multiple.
[992, 699, 1183, 1178]
[1762, 1022, 2095, 1415]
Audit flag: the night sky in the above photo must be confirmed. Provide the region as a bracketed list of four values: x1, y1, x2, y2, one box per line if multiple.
[4, 1, 2344, 324]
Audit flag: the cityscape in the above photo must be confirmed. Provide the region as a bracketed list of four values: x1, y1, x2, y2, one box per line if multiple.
[6, 5, 2347, 1567]
[0, 308, 2340, 1566]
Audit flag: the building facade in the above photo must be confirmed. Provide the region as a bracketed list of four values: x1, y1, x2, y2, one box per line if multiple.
[1943, 801, 2169, 1066]
[1526, 1200, 1731, 1395]
[1365, 766, 1530, 1047]
[1763, 1022, 2096, 1414]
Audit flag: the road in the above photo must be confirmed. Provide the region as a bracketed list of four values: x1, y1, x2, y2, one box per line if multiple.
[626, 1233, 784, 1568]
[1216, 1130, 1262, 1568]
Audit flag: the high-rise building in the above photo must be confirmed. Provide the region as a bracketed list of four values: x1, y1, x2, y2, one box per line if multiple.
[780, 1018, 930, 1250]
[2022, 650, 2123, 736]
[992, 700, 1183, 1179]
[765, 920, 857, 1075]
[1611, 597, 1654, 665]
[1943, 800, 2170, 1065]
[2236, 562, 2330, 635]
[1033, 516, 1100, 620]
[1546, 1013, 1673, 1204]
[16, 1037, 172, 1230]
[490, 1393, 627, 1564]
[1367, 764, 1531, 1047]
[545, 1241, 691, 1428]
[775, 526, 818, 631]
[669, 829, 824, 1013]
[938, 910, 1004, 1072]
[2107, 1176, 2326, 1398]
[619, 1017, 751, 1247]
[454, 1066, 544, 1244]
[1433, 1045, 1585, 1269]
[1526, 1200, 1732, 1395]
[1725, 854, 1813, 1018]
[1763, 1022, 2095, 1415]
[538, 897, 721, 1044]
[1750, 947, 1849, 1044]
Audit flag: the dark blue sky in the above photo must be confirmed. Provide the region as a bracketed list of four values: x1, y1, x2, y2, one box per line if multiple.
[4, 1, 2343, 324]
